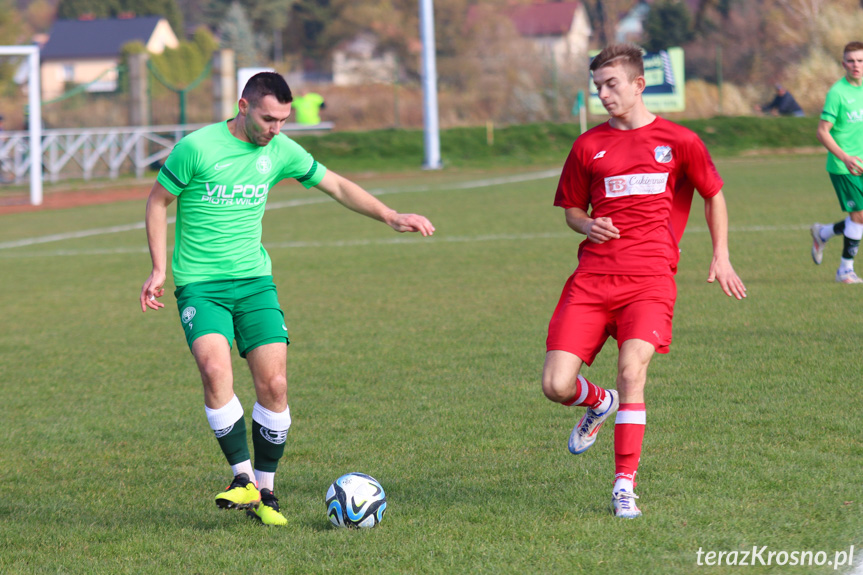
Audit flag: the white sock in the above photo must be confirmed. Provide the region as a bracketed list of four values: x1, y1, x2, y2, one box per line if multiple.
[205, 394, 243, 432]
[255, 470, 275, 491]
[845, 217, 863, 241]
[614, 477, 634, 495]
[231, 460, 255, 483]
[819, 225, 834, 242]
[840, 258, 855, 273]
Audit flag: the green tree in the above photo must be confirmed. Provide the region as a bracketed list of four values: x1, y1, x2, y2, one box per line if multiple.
[26, 0, 57, 34]
[0, 0, 31, 45]
[643, 0, 694, 52]
[56, 0, 184, 40]
[582, 0, 638, 45]
[150, 26, 217, 87]
[219, 1, 259, 68]
[56, 0, 120, 20]
[0, 0, 33, 99]
[252, 0, 297, 63]
[283, 0, 337, 67]
[203, 0, 295, 63]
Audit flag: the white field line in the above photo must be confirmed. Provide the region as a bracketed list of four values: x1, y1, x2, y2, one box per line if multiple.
[0, 224, 815, 259]
[0, 221, 149, 249]
[0, 165, 812, 255]
[0, 232, 571, 258]
[0, 170, 560, 251]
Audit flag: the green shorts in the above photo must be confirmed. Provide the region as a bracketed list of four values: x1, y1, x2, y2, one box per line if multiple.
[174, 276, 289, 358]
[829, 173, 863, 213]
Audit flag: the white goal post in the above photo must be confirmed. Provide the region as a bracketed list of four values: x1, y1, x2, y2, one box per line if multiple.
[1, 45, 43, 205]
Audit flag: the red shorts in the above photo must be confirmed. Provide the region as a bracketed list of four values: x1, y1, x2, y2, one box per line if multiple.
[546, 272, 676, 365]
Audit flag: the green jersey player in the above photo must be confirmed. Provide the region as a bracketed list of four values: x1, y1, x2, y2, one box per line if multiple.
[140, 72, 435, 525]
[812, 41, 863, 283]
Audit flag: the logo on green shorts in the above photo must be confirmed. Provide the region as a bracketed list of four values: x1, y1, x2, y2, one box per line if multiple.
[181, 306, 197, 324]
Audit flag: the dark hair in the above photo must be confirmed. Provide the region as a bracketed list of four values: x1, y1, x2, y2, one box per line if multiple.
[844, 42, 863, 57]
[241, 72, 293, 105]
[589, 43, 645, 81]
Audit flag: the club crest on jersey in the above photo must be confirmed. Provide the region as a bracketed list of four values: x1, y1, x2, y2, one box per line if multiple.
[654, 146, 672, 163]
[256, 155, 272, 174]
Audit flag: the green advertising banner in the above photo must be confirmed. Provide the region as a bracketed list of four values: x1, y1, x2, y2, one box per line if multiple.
[588, 47, 685, 115]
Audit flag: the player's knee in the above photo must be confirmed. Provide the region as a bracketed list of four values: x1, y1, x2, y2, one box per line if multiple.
[259, 372, 288, 398]
[198, 361, 232, 387]
[542, 373, 574, 403]
[616, 365, 646, 395]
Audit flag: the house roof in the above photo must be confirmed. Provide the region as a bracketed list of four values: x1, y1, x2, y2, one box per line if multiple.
[41, 16, 165, 60]
[467, 1, 583, 37]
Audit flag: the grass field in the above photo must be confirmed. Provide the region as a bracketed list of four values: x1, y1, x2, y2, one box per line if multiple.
[1, 154, 861, 574]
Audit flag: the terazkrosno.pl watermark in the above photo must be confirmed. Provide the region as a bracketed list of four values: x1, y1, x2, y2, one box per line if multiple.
[696, 546, 855, 569]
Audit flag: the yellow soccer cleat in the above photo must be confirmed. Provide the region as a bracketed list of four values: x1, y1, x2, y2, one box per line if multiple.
[215, 473, 261, 510]
[246, 489, 287, 526]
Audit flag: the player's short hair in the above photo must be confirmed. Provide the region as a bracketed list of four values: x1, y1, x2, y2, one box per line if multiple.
[242, 72, 293, 105]
[844, 42, 863, 57]
[589, 43, 645, 81]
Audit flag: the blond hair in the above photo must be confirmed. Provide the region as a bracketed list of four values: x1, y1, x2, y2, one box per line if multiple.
[589, 43, 645, 81]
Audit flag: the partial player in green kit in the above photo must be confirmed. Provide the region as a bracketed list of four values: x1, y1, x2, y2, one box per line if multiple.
[139, 72, 435, 526]
[812, 41, 863, 283]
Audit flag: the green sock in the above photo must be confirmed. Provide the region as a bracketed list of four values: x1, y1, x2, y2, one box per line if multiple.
[215, 416, 250, 466]
[252, 420, 287, 473]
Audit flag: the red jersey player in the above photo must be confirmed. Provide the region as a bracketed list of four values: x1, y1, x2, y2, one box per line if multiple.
[542, 44, 747, 518]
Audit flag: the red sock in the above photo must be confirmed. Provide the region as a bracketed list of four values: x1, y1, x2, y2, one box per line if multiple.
[562, 374, 607, 409]
[614, 403, 646, 486]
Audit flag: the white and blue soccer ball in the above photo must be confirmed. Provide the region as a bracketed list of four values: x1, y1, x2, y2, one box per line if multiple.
[326, 472, 387, 529]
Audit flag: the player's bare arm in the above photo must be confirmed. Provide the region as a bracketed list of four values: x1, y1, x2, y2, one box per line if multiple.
[140, 183, 176, 312]
[817, 120, 863, 175]
[315, 170, 435, 236]
[704, 191, 747, 300]
[564, 207, 620, 244]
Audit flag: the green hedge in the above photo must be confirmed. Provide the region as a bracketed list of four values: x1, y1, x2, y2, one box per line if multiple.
[293, 116, 823, 173]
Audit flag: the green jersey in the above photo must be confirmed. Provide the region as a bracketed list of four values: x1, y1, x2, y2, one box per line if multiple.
[293, 93, 325, 125]
[157, 121, 327, 286]
[821, 77, 863, 174]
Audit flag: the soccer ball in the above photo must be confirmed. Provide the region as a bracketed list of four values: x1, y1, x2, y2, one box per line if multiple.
[326, 472, 387, 529]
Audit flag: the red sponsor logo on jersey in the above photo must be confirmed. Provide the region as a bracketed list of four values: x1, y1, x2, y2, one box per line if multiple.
[606, 178, 627, 194]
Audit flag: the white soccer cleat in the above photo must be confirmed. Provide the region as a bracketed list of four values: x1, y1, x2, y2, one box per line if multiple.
[811, 223, 826, 265]
[611, 489, 642, 519]
[836, 269, 863, 284]
[568, 389, 619, 455]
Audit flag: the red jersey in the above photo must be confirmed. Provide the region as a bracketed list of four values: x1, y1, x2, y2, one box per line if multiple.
[554, 116, 723, 275]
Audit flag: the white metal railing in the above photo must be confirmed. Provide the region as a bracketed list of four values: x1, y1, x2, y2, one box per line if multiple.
[0, 121, 334, 185]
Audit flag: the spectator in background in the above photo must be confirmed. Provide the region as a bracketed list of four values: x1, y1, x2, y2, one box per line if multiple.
[759, 84, 805, 117]
[292, 91, 326, 125]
